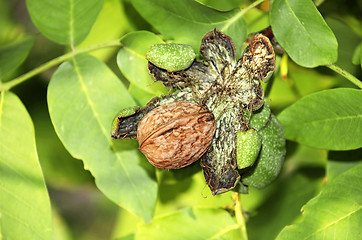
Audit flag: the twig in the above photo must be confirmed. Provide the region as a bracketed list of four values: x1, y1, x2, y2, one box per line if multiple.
[326, 64, 362, 89]
[1, 39, 122, 91]
[233, 192, 248, 240]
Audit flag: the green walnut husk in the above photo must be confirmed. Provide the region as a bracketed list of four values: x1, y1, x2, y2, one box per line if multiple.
[111, 106, 140, 136]
[237, 129, 262, 170]
[241, 104, 286, 189]
[146, 43, 196, 72]
[110, 99, 160, 139]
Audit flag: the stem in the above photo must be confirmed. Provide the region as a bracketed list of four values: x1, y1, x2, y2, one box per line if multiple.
[326, 64, 362, 89]
[233, 192, 248, 240]
[221, 0, 265, 32]
[240, 0, 266, 16]
[1, 39, 122, 91]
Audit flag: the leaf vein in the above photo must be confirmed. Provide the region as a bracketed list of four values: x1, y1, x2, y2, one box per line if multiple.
[207, 224, 240, 240]
[0, 208, 45, 240]
[71, 57, 148, 215]
[305, 205, 362, 239]
[283, 0, 324, 54]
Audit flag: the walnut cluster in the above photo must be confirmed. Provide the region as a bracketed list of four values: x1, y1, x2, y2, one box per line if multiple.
[112, 29, 280, 195]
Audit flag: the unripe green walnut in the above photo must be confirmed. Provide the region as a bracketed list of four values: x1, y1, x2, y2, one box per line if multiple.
[241, 106, 286, 189]
[146, 43, 196, 71]
[237, 129, 262, 169]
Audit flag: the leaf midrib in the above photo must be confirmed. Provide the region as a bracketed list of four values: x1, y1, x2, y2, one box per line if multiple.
[286, 114, 362, 126]
[120, 44, 164, 96]
[282, 0, 325, 53]
[208, 224, 240, 240]
[72, 57, 149, 217]
[304, 205, 362, 239]
[0, 208, 45, 239]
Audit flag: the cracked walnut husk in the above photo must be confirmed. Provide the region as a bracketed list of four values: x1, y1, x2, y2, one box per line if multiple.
[112, 29, 285, 195]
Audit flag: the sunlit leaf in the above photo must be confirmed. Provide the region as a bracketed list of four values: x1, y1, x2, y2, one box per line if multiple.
[132, 0, 247, 52]
[128, 84, 158, 106]
[155, 169, 234, 216]
[47, 54, 157, 222]
[136, 208, 241, 240]
[0, 36, 34, 80]
[0, 91, 53, 240]
[278, 88, 362, 150]
[32, 99, 92, 187]
[270, 0, 338, 67]
[277, 163, 362, 240]
[78, 0, 132, 60]
[117, 31, 167, 96]
[195, 0, 242, 11]
[26, 0, 104, 45]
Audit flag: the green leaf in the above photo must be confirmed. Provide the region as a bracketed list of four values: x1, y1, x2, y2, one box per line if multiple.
[136, 208, 241, 240]
[32, 98, 92, 187]
[0, 36, 34, 80]
[326, 18, 361, 74]
[239, 144, 326, 215]
[267, 61, 337, 109]
[47, 54, 157, 222]
[270, 0, 338, 67]
[246, 169, 324, 240]
[195, 0, 242, 11]
[128, 84, 157, 106]
[117, 31, 167, 96]
[352, 42, 361, 68]
[244, 8, 269, 34]
[155, 169, 235, 216]
[26, 0, 104, 45]
[132, 0, 247, 52]
[277, 162, 362, 240]
[77, 0, 132, 60]
[327, 149, 362, 182]
[0, 91, 53, 240]
[278, 88, 362, 150]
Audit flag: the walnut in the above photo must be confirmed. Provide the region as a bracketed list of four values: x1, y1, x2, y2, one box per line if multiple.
[137, 101, 215, 169]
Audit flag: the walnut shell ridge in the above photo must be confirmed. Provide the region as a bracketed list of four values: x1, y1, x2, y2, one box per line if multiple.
[137, 101, 215, 169]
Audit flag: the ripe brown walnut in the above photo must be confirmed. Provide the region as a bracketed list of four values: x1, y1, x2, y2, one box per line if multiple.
[137, 101, 216, 169]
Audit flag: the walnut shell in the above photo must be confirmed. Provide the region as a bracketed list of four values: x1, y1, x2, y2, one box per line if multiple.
[137, 101, 215, 169]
